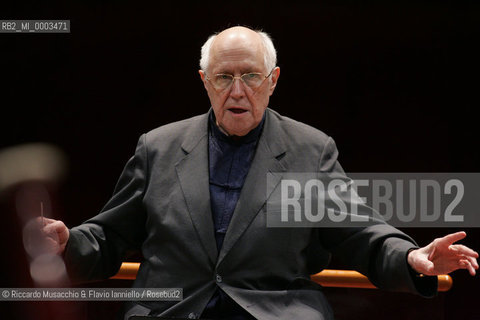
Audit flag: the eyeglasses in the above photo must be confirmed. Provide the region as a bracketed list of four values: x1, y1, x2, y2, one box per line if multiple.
[205, 68, 275, 91]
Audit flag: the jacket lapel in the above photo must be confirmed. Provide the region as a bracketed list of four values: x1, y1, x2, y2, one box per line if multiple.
[175, 113, 218, 266]
[217, 109, 287, 266]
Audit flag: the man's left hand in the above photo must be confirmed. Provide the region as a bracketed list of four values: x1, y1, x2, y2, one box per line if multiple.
[407, 231, 479, 276]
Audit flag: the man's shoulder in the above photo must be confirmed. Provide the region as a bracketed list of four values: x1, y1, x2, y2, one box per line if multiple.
[143, 113, 207, 146]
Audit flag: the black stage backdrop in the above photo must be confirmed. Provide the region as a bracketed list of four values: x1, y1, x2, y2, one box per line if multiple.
[0, 1, 479, 320]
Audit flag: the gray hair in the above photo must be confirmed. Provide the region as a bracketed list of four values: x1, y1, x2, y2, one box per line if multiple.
[199, 30, 277, 73]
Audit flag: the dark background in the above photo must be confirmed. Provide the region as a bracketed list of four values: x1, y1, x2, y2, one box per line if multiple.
[0, 1, 479, 319]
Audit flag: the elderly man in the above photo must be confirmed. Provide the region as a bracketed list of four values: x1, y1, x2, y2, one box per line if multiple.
[42, 26, 478, 320]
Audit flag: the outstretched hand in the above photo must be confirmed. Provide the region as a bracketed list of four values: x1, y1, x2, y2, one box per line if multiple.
[407, 231, 479, 276]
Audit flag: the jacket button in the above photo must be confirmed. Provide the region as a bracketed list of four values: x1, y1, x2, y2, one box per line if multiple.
[216, 274, 222, 283]
[188, 312, 196, 319]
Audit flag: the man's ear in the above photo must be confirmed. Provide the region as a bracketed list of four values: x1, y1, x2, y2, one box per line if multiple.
[199, 70, 208, 90]
[269, 67, 280, 96]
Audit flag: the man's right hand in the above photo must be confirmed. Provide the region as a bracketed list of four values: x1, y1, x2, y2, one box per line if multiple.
[32, 217, 70, 255]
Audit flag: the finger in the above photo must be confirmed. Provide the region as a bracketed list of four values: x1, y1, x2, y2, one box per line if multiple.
[424, 260, 435, 275]
[43, 237, 59, 248]
[43, 221, 65, 235]
[41, 217, 58, 224]
[35, 217, 57, 227]
[465, 255, 479, 270]
[439, 231, 466, 245]
[41, 237, 63, 255]
[427, 245, 437, 261]
[463, 260, 476, 276]
[56, 226, 70, 243]
[457, 259, 476, 276]
[449, 245, 479, 258]
[458, 259, 469, 269]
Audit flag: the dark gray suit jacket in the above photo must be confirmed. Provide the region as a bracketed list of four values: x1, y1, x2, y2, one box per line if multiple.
[64, 109, 436, 320]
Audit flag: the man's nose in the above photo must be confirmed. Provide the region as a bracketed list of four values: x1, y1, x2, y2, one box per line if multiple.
[229, 77, 246, 99]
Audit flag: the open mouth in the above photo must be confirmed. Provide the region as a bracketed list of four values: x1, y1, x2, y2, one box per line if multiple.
[228, 107, 248, 114]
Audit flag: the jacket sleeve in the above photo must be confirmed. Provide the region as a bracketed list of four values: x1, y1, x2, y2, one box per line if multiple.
[64, 134, 148, 282]
[317, 137, 438, 297]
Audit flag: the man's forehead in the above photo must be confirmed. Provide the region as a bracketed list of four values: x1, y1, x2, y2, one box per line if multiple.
[209, 32, 264, 72]
[209, 50, 263, 74]
[213, 46, 260, 62]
